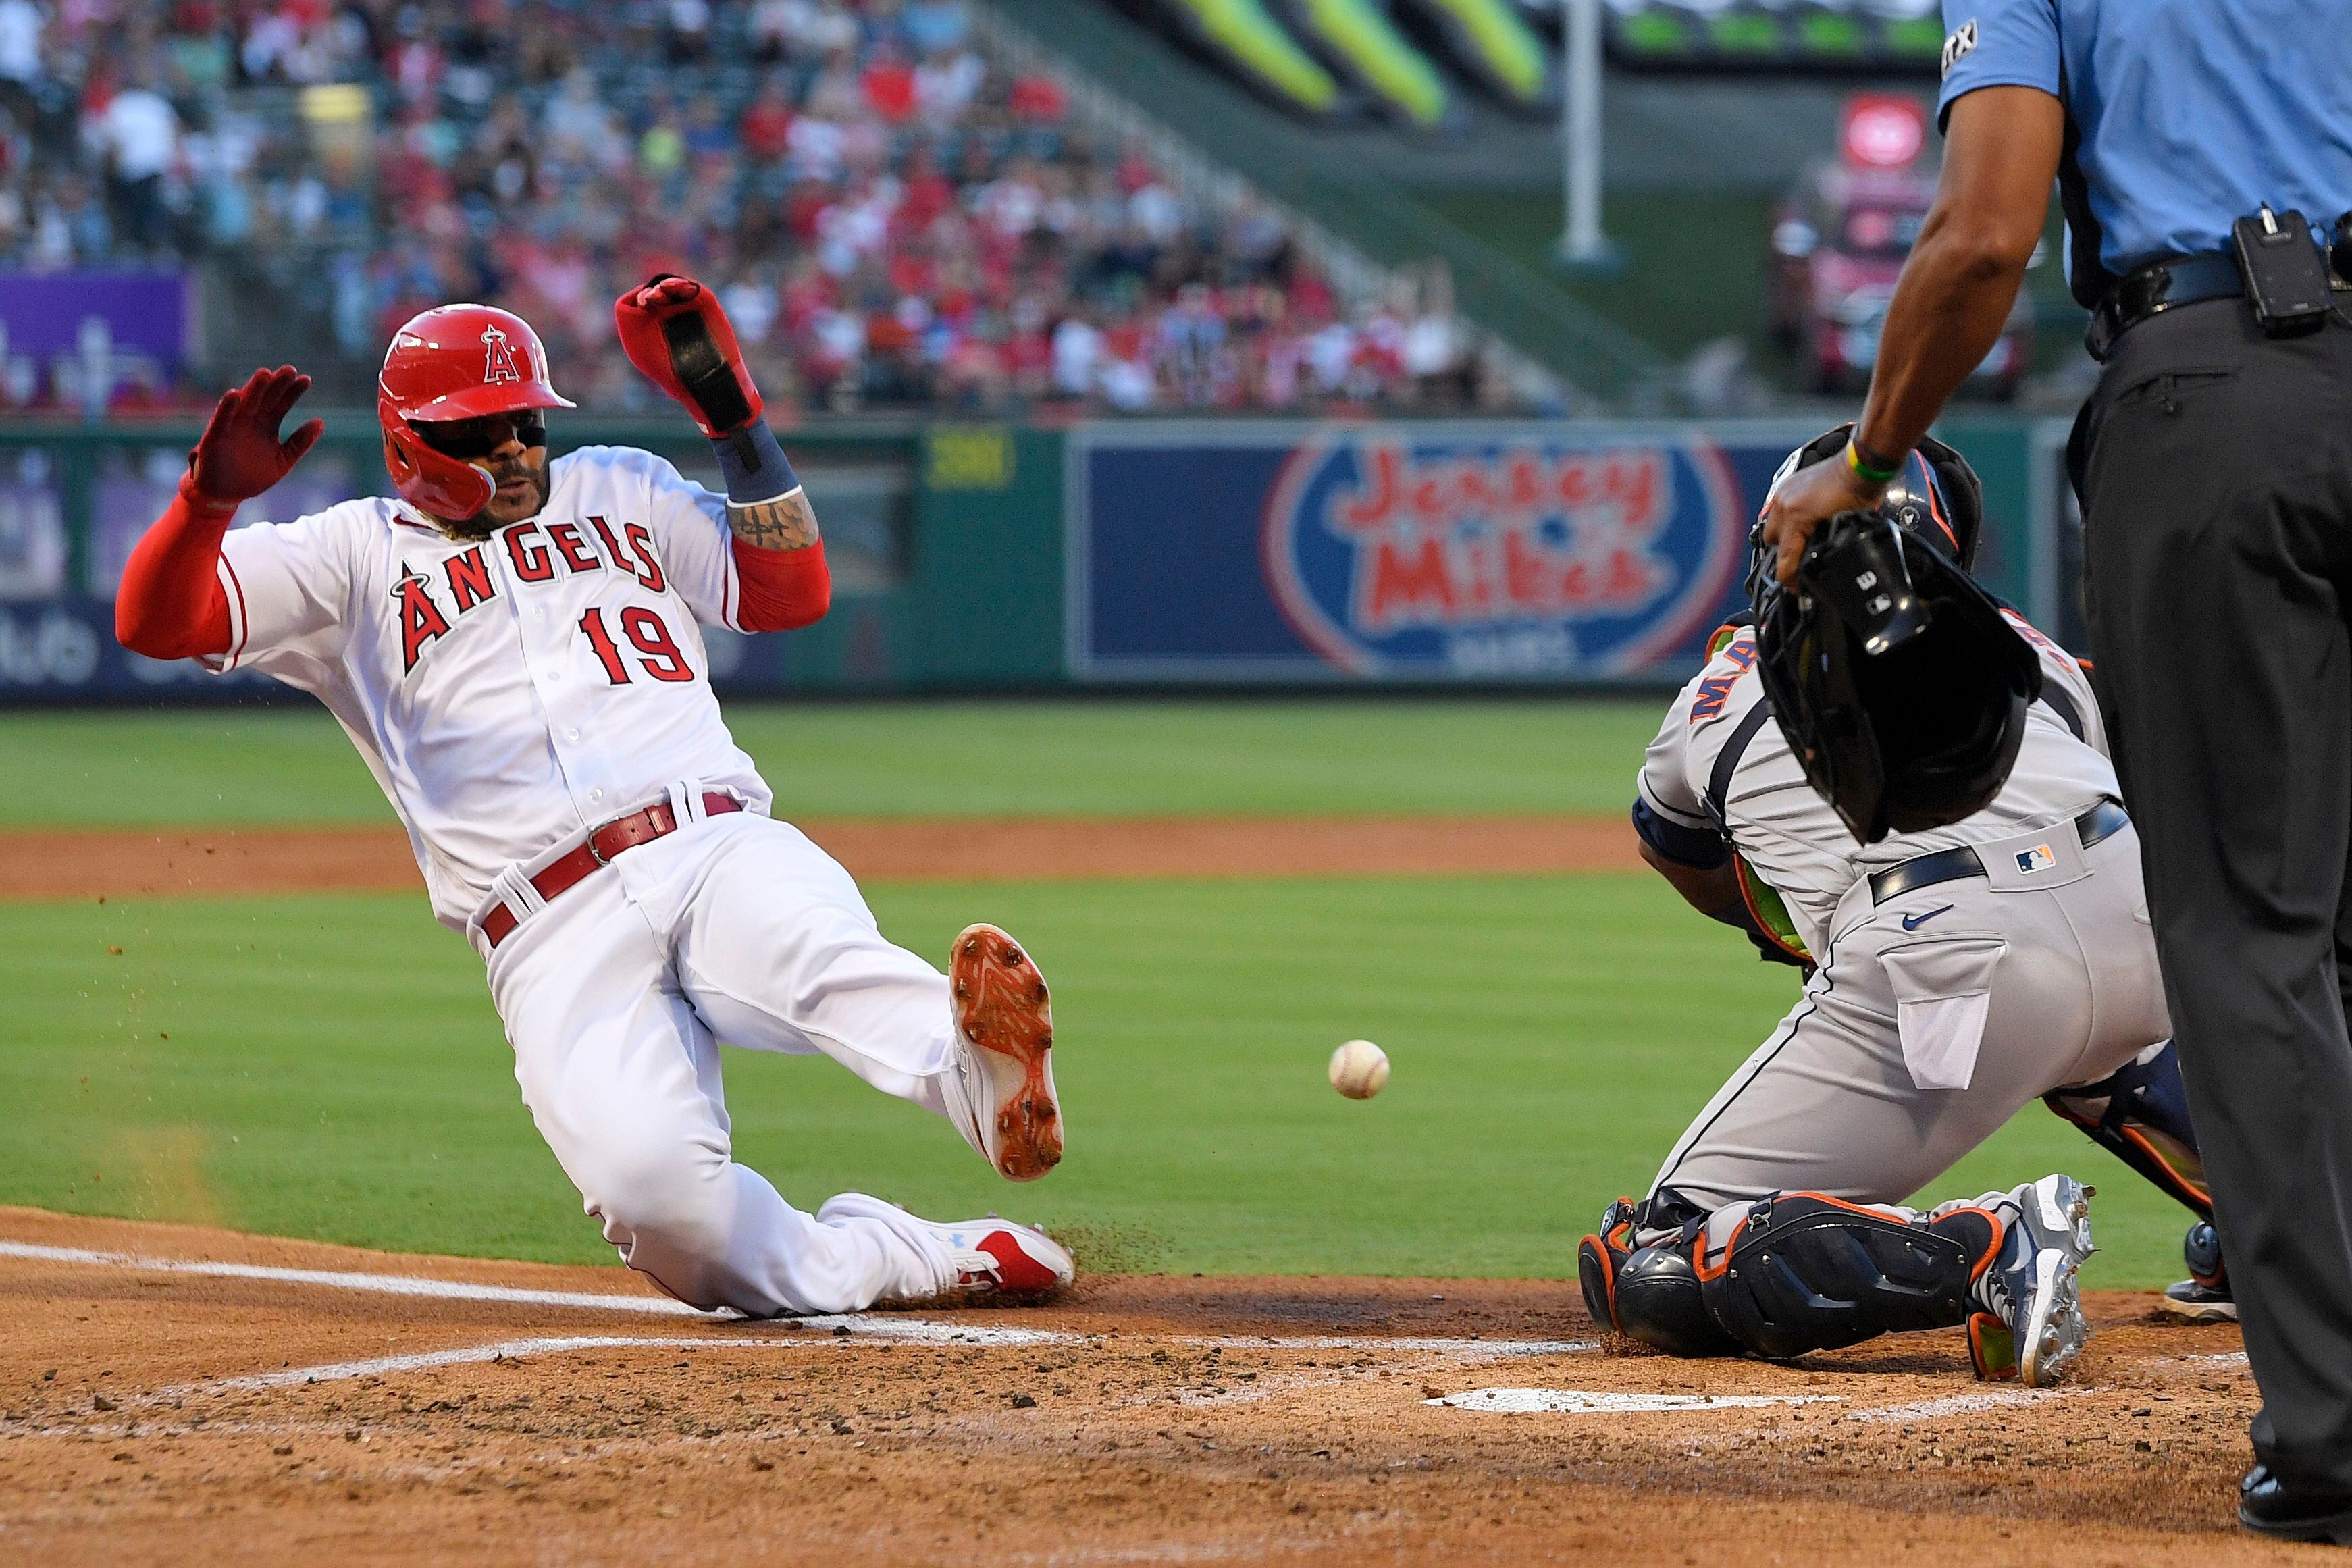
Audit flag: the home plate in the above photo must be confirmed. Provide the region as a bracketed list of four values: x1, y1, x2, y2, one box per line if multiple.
[1429, 1388, 1845, 1415]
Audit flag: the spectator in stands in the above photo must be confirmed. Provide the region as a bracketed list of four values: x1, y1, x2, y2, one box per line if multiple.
[0, 0, 42, 113]
[92, 60, 177, 253]
[0, 0, 1490, 413]
[739, 72, 793, 163]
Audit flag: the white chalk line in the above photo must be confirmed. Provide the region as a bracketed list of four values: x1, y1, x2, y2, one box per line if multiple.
[1176, 1336, 1594, 1359]
[1431, 1383, 2110, 1423]
[0, 1238, 1592, 1363]
[1431, 1388, 1844, 1415]
[149, 1334, 819, 1402]
[0, 1240, 713, 1317]
[1840, 1386, 2096, 1423]
[0, 1240, 1074, 1344]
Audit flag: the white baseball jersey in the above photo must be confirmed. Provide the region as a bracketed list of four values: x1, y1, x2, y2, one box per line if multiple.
[206, 446, 771, 931]
[1639, 613, 2116, 956]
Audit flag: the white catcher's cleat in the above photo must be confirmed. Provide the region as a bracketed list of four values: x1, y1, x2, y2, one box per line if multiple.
[931, 1217, 1074, 1300]
[945, 923, 1062, 1182]
[1972, 1174, 2097, 1386]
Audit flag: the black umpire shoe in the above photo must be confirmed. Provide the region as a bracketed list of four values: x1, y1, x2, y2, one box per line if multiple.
[2241, 1464, 2352, 1543]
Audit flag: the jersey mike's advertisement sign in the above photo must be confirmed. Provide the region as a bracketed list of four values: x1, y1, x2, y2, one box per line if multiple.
[1263, 431, 1744, 678]
[1072, 422, 1797, 684]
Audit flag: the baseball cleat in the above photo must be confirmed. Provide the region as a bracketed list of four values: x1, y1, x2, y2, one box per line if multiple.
[947, 922, 1062, 1182]
[2159, 1219, 2236, 1321]
[1974, 1174, 2097, 1386]
[931, 1217, 1074, 1299]
[2158, 1278, 2237, 1323]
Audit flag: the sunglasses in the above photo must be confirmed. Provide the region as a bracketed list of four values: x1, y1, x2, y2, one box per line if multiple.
[415, 409, 548, 460]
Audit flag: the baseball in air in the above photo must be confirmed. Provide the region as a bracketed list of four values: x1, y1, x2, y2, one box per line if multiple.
[1328, 1039, 1390, 1100]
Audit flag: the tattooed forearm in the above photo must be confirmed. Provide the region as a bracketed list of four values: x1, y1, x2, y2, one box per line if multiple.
[729, 488, 821, 551]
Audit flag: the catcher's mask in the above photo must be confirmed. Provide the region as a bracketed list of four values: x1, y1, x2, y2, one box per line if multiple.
[1752, 432, 2041, 845]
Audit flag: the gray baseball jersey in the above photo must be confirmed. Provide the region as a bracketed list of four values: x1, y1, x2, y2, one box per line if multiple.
[1633, 617, 2170, 1216]
[1638, 615, 2114, 956]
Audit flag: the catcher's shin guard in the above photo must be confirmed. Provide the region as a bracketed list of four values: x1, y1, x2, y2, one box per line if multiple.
[1577, 1197, 1638, 1332]
[1602, 1191, 1739, 1357]
[1615, 1239, 1741, 1358]
[1696, 1193, 2001, 1361]
[2044, 1041, 2210, 1219]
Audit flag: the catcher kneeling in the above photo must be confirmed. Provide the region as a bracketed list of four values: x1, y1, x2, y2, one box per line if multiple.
[1581, 428, 2221, 1386]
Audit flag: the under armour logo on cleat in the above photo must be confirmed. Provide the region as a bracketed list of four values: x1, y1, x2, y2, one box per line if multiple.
[1900, 904, 1955, 931]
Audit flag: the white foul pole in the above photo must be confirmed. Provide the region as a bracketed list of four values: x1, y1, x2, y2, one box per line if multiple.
[1558, 0, 1609, 265]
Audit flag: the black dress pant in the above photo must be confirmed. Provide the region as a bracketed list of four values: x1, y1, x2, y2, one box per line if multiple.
[2074, 297, 2352, 1490]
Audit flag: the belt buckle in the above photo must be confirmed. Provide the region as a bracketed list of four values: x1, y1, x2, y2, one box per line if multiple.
[585, 808, 629, 866]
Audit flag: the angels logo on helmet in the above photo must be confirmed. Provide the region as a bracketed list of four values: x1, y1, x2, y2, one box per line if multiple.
[481, 326, 523, 386]
[377, 304, 575, 523]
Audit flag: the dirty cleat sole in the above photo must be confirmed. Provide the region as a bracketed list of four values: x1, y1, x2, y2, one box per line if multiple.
[950, 922, 1062, 1181]
[2014, 1175, 2095, 1387]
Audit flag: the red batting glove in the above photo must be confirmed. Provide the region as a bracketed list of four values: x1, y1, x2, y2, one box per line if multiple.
[189, 365, 323, 508]
[614, 274, 764, 438]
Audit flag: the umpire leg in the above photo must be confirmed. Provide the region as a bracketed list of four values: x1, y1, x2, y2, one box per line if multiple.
[2077, 299, 2352, 1490]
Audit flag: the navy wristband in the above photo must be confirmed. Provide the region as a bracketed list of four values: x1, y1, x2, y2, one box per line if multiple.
[710, 420, 800, 506]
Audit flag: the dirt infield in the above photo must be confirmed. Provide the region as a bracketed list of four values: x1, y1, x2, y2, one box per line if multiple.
[0, 1207, 2284, 1566]
[0, 815, 1642, 901]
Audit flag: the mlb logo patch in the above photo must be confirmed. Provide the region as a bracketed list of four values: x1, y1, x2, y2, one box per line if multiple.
[2015, 844, 2056, 874]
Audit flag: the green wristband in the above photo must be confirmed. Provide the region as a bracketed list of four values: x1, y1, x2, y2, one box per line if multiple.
[1844, 439, 1902, 486]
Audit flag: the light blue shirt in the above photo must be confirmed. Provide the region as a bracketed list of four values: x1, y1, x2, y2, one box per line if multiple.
[1937, 0, 2352, 305]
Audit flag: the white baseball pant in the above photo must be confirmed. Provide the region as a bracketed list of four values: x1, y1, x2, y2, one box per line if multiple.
[481, 802, 966, 1315]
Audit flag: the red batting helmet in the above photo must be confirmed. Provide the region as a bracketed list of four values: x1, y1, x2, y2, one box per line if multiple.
[377, 304, 575, 521]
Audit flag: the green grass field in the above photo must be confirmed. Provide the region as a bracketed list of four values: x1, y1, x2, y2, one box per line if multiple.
[0, 701, 1666, 827]
[0, 702, 2198, 1288]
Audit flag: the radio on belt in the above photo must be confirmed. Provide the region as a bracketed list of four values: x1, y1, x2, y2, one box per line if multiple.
[2232, 205, 2334, 336]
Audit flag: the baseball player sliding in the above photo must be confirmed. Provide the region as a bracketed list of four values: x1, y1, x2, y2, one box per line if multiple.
[1579, 429, 2220, 1385]
[114, 282, 1073, 1316]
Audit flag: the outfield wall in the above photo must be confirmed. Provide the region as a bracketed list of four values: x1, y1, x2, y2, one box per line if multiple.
[0, 414, 2064, 702]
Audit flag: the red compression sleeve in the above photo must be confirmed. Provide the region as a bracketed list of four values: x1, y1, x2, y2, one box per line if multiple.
[115, 474, 236, 660]
[730, 535, 831, 633]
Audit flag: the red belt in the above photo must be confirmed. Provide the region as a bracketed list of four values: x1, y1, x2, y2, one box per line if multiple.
[481, 792, 743, 948]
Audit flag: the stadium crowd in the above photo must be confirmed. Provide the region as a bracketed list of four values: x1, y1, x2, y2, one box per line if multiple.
[0, 0, 1495, 412]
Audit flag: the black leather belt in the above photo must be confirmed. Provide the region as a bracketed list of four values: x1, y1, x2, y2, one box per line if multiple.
[1868, 800, 2131, 906]
[2086, 252, 2243, 362]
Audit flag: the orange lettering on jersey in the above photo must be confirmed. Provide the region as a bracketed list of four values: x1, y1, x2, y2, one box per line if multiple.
[1690, 631, 1758, 723]
[503, 520, 554, 582]
[623, 523, 667, 592]
[444, 545, 496, 613]
[546, 520, 602, 574]
[2000, 609, 2071, 664]
[392, 569, 452, 673]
